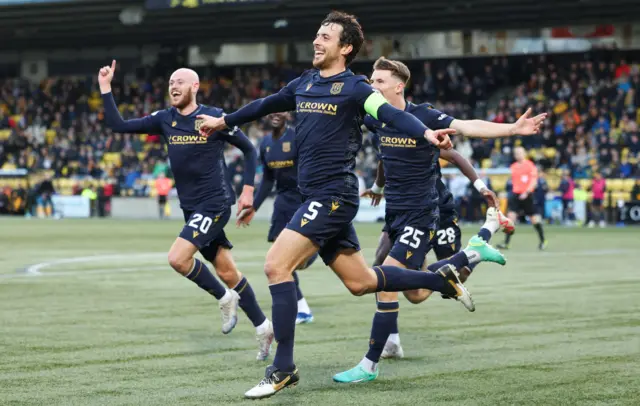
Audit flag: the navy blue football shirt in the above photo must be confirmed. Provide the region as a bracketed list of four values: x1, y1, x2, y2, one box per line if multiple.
[367, 102, 454, 211]
[224, 69, 435, 205]
[101, 93, 257, 211]
[253, 127, 300, 211]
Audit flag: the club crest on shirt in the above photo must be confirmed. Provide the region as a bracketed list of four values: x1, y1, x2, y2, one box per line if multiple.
[306, 83, 313, 91]
[194, 119, 204, 131]
[171, 121, 177, 127]
[330, 82, 344, 95]
[282, 142, 291, 152]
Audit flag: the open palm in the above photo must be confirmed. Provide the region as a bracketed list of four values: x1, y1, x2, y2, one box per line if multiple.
[514, 107, 547, 135]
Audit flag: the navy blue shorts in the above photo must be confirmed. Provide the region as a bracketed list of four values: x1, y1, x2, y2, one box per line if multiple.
[432, 214, 462, 260]
[180, 206, 233, 262]
[268, 193, 304, 242]
[287, 195, 360, 265]
[386, 207, 439, 270]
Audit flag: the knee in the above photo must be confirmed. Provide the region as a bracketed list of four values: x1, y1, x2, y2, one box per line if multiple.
[345, 280, 369, 296]
[168, 251, 191, 275]
[344, 273, 377, 296]
[264, 257, 289, 284]
[404, 289, 431, 304]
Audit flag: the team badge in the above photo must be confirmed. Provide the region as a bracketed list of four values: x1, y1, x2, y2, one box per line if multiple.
[306, 83, 313, 91]
[194, 119, 204, 131]
[282, 142, 291, 152]
[266, 147, 270, 153]
[329, 200, 340, 215]
[330, 82, 344, 95]
[171, 121, 177, 127]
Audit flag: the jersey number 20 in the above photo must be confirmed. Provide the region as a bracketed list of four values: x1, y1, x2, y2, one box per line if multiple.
[189, 214, 213, 234]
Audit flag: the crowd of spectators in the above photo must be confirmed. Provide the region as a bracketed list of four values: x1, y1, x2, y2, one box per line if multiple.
[1, 49, 640, 219]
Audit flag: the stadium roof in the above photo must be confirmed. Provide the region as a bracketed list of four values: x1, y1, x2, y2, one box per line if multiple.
[0, 0, 638, 51]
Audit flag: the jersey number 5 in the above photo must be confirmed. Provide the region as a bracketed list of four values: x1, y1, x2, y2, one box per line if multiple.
[188, 214, 213, 234]
[303, 202, 323, 221]
[399, 226, 424, 249]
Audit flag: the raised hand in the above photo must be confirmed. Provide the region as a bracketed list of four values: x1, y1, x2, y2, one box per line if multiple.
[98, 60, 116, 94]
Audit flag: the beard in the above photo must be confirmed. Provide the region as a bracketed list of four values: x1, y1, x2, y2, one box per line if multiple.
[312, 51, 337, 70]
[171, 92, 192, 109]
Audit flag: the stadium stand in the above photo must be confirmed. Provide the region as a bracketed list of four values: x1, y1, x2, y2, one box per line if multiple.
[1, 49, 640, 219]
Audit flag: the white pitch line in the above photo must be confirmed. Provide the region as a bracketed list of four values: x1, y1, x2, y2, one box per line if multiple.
[21, 250, 267, 276]
[4, 261, 266, 280]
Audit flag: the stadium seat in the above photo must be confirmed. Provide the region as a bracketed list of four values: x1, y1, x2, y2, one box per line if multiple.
[546, 177, 560, 191]
[622, 179, 635, 193]
[0, 129, 11, 140]
[543, 148, 557, 159]
[481, 159, 492, 169]
[489, 175, 508, 192]
[578, 179, 591, 190]
[607, 178, 623, 192]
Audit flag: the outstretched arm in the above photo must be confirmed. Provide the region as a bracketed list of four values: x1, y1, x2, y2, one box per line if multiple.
[354, 82, 453, 148]
[450, 108, 547, 138]
[198, 78, 299, 135]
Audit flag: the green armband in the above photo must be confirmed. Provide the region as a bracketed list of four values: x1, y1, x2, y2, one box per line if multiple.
[363, 91, 388, 120]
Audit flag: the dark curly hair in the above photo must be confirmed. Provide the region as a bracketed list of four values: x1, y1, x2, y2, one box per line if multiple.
[320, 11, 364, 66]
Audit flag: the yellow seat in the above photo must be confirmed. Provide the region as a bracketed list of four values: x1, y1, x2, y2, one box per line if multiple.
[607, 178, 623, 192]
[481, 159, 492, 169]
[137, 152, 146, 161]
[547, 177, 560, 191]
[0, 129, 11, 140]
[489, 175, 508, 193]
[622, 179, 635, 193]
[578, 179, 591, 190]
[543, 148, 557, 159]
[103, 153, 122, 166]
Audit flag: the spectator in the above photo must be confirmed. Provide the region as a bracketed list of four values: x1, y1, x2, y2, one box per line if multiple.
[589, 172, 607, 228]
[559, 170, 575, 225]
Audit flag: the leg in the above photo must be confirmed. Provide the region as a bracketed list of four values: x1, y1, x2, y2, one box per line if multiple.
[244, 229, 317, 399]
[526, 195, 546, 249]
[210, 247, 272, 360]
[293, 271, 314, 324]
[372, 231, 392, 267]
[498, 207, 517, 249]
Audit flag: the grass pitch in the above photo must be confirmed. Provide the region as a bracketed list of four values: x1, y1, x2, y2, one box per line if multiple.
[1, 218, 639, 405]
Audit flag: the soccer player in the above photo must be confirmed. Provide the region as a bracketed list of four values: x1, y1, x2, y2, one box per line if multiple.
[333, 57, 538, 383]
[237, 112, 317, 324]
[97, 61, 274, 361]
[498, 146, 547, 250]
[197, 11, 504, 399]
